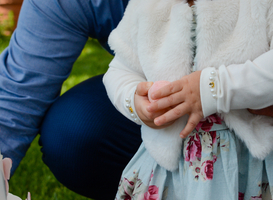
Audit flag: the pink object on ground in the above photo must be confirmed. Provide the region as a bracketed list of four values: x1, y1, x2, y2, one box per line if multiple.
[1, 156, 30, 200]
[26, 192, 31, 200]
[3, 158, 12, 195]
[148, 81, 170, 102]
[3, 158, 12, 180]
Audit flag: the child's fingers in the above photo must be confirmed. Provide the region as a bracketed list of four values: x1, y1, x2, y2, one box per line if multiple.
[147, 91, 185, 112]
[154, 103, 190, 126]
[151, 79, 184, 100]
[136, 82, 153, 96]
[180, 113, 203, 138]
[135, 93, 175, 128]
[146, 107, 171, 121]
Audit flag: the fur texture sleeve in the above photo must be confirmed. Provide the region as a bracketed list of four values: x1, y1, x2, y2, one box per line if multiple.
[108, 0, 144, 75]
[267, 0, 273, 48]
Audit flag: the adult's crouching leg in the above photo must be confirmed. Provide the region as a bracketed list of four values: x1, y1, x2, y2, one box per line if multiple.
[39, 74, 141, 199]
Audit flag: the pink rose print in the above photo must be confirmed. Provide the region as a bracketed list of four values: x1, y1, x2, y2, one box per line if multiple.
[124, 178, 135, 186]
[238, 192, 245, 200]
[143, 185, 159, 200]
[123, 193, 131, 200]
[201, 160, 214, 180]
[185, 133, 202, 162]
[195, 114, 222, 132]
[251, 194, 262, 200]
[210, 131, 217, 144]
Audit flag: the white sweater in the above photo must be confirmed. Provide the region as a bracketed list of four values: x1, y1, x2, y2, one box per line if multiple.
[103, 0, 273, 171]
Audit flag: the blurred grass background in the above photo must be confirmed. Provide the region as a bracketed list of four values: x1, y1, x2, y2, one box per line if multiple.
[0, 36, 113, 200]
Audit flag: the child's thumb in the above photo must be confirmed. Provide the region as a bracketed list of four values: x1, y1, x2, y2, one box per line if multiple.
[136, 82, 153, 96]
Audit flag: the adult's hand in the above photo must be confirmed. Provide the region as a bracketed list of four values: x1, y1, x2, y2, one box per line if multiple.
[248, 106, 273, 117]
[147, 71, 203, 138]
[134, 82, 175, 129]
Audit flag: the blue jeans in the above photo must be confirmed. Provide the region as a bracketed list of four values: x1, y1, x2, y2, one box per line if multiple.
[39, 75, 141, 199]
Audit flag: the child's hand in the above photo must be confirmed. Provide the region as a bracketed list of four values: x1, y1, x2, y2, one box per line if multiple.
[147, 71, 203, 138]
[134, 82, 175, 128]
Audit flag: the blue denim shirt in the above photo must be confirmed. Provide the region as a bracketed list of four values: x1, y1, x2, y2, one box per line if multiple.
[0, 0, 129, 173]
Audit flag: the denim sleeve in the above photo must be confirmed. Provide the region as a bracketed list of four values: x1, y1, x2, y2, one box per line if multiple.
[0, 0, 128, 174]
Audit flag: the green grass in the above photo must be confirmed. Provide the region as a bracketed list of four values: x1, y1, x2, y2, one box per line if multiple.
[0, 36, 11, 52]
[1, 38, 113, 199]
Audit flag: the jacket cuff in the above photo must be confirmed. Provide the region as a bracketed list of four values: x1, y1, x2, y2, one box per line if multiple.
[124, 87, 143, 125]
[200, 67, 218, 117]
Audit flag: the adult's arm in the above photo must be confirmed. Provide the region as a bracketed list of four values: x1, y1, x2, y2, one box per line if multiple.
[248, 106, 273, 117]
[0, 0, 128, 174]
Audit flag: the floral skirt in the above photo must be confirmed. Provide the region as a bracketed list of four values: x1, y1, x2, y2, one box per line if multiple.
[115, 115, 273, 200]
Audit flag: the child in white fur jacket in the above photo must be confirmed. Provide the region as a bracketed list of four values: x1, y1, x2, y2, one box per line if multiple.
[103, 0, 273, 199]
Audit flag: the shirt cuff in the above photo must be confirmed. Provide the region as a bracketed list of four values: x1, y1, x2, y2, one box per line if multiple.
[200, 67, 218, 117]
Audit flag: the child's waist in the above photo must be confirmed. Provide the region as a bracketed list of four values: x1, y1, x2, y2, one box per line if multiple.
[193, 114, 228, 133]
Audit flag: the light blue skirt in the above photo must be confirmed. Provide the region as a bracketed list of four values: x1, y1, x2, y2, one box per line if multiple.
[115, 115, 273, 200]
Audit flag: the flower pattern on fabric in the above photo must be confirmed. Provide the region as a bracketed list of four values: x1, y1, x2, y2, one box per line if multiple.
[116, 172, 139, 200]
[250, 194, 262, 200]
[122, 178, 135, 199]
[195, 114, 222, 132]
[249, 182, 273, 200]
[201, 131, 217, 153]
[143, 185, 159, 200]
[183, 132, 220, 182]
[116, 118, 273, 199]
[184, 133, 202, 162]
[183, 114, 228, 182]
[200, 160, 214, 180]
[239, 192, 245, 200]
[116, 171, 168, 200]
[220, 139, 230, 152]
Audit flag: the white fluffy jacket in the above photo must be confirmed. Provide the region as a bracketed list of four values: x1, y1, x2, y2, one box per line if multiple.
[103, 0, 273, 171]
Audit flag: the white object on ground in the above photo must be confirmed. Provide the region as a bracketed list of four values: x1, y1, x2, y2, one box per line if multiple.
[0, 154, 7, 200]
[0, 153, 31, 200]
[7, 193, 22, 200]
